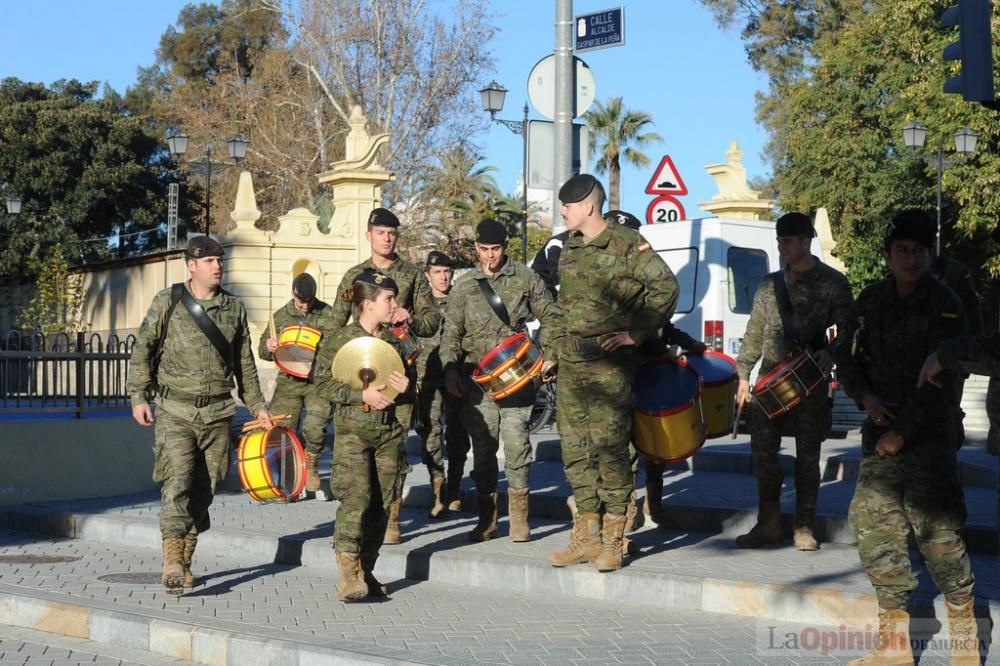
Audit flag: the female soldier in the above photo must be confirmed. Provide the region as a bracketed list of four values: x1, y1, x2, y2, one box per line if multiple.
[317, 269, 411, 602]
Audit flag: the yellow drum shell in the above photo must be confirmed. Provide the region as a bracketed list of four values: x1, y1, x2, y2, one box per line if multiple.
[274, 325, 322, 379]
[472, 332, 544, 402]
[236, 426, 306, 503]
[683, 351, 739, 439]
[633, 361, 707, 464]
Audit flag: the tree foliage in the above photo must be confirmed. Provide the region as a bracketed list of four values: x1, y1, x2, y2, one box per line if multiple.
[583, 96, 662, 211]
[17, 245, 86, 334]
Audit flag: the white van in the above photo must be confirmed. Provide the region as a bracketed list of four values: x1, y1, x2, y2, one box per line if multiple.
[638, 216, 825, 358]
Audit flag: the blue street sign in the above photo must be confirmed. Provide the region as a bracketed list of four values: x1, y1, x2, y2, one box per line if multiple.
[575, 7, 625, 53]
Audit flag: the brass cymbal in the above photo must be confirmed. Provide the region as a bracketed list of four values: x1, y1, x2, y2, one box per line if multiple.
[331, 336, 406, 400]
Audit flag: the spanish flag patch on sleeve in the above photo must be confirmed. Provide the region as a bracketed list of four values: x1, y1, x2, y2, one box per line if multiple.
[941, 311, 959, 319]
[637, 242, 651, 252]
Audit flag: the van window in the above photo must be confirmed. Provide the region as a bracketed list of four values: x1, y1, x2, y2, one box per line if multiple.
[657, 248, 697, 314]
[728, 247, 768, 314]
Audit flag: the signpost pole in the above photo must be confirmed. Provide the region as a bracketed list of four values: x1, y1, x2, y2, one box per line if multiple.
[553, 0, 574, 234]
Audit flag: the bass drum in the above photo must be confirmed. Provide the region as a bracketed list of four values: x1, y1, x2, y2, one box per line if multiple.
[683, 351, 738, 439]
[633, 360, 706, 464]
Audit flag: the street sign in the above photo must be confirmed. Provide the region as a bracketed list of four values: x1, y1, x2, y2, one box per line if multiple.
[528, 55, 597, 120]
[644, 155, 688, 196]
[575, 7, 625, 53]
[646, 196, 686, 225]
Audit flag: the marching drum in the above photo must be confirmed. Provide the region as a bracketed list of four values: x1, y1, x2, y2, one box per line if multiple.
[633, 360, 707, 464]
[391, 323, 424, 366]
[472, 332, 544, 402]
[751, 350, 827, 419]
[684, 351, 739, 438]
[236, 426, 307, 502]
[273, 325, 322, 379]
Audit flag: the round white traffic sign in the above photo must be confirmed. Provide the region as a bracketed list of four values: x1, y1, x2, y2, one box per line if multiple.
[646, 196, 686, 225]
[527, 55, 597, 120]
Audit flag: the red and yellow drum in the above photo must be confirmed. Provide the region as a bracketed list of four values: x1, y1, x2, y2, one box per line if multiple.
[633, 360, 706, 464]
[274, 325, 322, 379]
[471, 332, 544, 402]
[236, 426, 306, 502]
[683, 351, 738, 438]
[391, 323, 424, 366]
[752, 350, 827, 419]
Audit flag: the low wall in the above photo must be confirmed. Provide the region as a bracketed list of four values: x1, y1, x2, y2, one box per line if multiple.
[0, 417, 156, 506]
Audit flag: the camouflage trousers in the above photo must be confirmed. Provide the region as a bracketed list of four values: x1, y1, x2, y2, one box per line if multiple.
[329, 409, 405, 556]
[848, 421, 974, 610]
[153, 410, 231, 539]
[415, 381, 470, 482]
[268, 375, 333, 456]
[462, 376, 533, 493]
[748, 385, 829, 520]
[557, 357, 635, 516]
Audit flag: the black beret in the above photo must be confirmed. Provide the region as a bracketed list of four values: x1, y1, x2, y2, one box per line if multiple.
[475, 219, 508, 245]
[292, 273, 317, 302]
[185, 235, 224, 259]
[605, 209, 641, 230]
[775, 212, 815, 238]
[368, 207, 400, 227]
[558, 173, 600, 204]
[885, 210, 935, 250]
[425, 250, 454, 268]
[354, 268, 398, 293]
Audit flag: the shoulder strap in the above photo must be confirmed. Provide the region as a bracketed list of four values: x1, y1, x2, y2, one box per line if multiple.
[150, 284, 185, 389]
[771, 271, 801, 346]
[477, 277, 513, 330]
[178, 288, 234, 376]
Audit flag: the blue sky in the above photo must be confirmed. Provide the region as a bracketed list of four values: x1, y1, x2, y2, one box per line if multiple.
[0, 0, 770, 220]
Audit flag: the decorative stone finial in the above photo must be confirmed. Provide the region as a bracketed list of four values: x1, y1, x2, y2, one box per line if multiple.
[230, 171, 261, 225]
[699, 141, 773, 220]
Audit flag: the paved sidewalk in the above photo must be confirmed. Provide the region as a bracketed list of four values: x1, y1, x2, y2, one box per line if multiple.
[0, 623, 198, 665]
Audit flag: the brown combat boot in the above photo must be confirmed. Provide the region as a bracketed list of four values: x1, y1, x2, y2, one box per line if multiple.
[847, 607, 912, 665]
[383, 498, 402, 544]
[793, 503, 818, 551]
[549, 512, 602, 567]
[360, 553, 388, 598]
[429, 476, 447, 519]
[161, 538, 185, 595]
[508, 488, 531, 542]
[446, 465, 464, 511]
[468, 492, 498, 542]
[335, 551, 368, 602]
[595, 513, 628, 572]
[625, 488, 644, 532]
[182, 535, 197, 588]
[945, 594, 980, 665]
[304, 451, 321, 493]
[735, 500, 783, 548]
[644, 473, 665, 526]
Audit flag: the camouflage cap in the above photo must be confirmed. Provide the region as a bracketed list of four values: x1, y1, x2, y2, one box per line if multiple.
[885, 210, 935, 250]
[292, 273, 317, 302]
[425, 250, 454, 268]
[605, 209, 642, 230]
[475, 219, 508, 244]
[185, 235, 224, 259]
[775, 212, 815, 238]
[355, 268, 399, 294]
[368, 207, 400, 227]
[558, 173, 600, 204]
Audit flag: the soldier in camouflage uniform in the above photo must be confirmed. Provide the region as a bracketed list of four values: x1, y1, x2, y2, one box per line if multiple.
[440, 220, 560, 542]
[548, 175, 678, 572]
[127, 236, 271, 595]
[329, 208, 442, 544]
[315, 269, 411, 602]
[258, 273, 336, 493]
[413, 251, 470, 518]
[836, 211, 977, 665]
[735, 212, 855, 551]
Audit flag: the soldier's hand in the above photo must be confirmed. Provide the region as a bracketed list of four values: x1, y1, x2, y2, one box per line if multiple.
[256, 409, 273, 429]
[600, 331, 635, 351]
[814, 349, 834, 375]
[266, 337, 278, 353]
[445, 368, 463, 398]
[875, 430, 905, 457]
[541, 360, 557, 382]
[736, 379, 751, 407]
[362, 385, 394, 410]
[392, 307, 412, 325]
[132, 403, 154, 427]
[388, 370, 409, 394]
[917, 352, 945, 388]
[688, 341, 707, 356]
[861, 393, 896, 426]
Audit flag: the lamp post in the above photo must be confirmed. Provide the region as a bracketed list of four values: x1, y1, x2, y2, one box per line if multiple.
[167, 130, 250, 235]
[902, 121, 977, 255]
[480, 81, 530, 262]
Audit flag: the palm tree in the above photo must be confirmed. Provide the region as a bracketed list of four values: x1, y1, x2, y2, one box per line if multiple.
[584, 97, 663, 210]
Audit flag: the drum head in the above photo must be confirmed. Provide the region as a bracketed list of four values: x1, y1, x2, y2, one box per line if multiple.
[684, 351, 738, 385]
[264, 429, 303, 497]
[635, 360, 701, 415]
[274, 346, 315, 377]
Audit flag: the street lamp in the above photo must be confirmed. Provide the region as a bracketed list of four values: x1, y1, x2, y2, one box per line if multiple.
[902, 121, 977, 254]
[5, 195, 21, 215]
[167, 130, 249, 235]
[480, 80, 530, 262]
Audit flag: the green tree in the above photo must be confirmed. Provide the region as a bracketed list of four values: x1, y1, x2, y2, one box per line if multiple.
[583, 97, 663, 210]
[17, 245, 86, 334]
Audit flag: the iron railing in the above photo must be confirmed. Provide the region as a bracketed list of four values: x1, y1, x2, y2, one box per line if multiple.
[0, 330, 137, 417]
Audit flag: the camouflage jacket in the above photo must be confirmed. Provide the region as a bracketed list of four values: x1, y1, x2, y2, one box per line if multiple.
[736, 259, 855, 382]
[127, 282, 266, 420]
[556, 223, 678, 363]
[314, 321, 414, 410]
[329, 256, 441, 338]
[938, 332, 1000, 378]
[415, 294, 449, 386]
[834, 274, 966, 443]
[933, 255, 984, 335]
[439, 259, 561, 371]
[257, 299, 336, 381]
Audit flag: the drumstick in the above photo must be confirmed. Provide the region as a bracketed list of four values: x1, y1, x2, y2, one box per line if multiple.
[241, 414, 292, 431]
[269, 313, 277, 341]
[732, 399, 746, 439]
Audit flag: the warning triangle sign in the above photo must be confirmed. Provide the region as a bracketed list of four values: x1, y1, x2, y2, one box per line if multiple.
[645, 155, 687, 196]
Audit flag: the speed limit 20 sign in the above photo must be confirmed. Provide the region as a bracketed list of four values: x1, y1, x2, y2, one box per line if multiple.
[646, 195, 686, 225]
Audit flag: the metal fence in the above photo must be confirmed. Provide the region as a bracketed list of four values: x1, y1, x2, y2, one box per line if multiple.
[0, 329, 137, 417]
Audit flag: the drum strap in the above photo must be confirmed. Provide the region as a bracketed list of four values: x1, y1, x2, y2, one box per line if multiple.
[178, 288, 235, 376]
[477, 278, 515, 331]
[772, 272, 802, 347]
